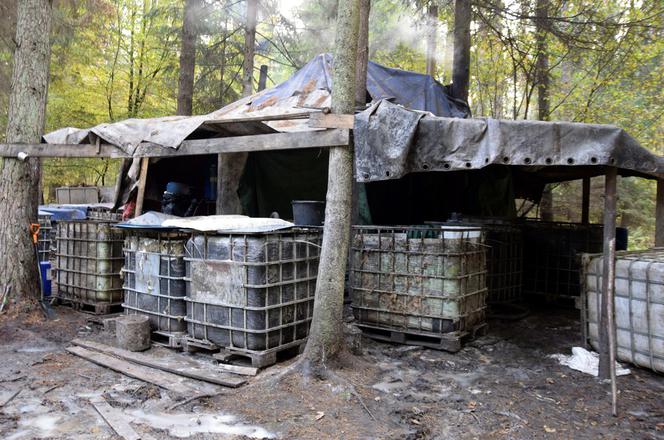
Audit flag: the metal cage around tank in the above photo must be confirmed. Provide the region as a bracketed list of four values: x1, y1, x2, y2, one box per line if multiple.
[183, 228, 322, 354]
[122, 232, 188, 337]
[427, 219, 523, 305]
[87, 206, 123, 222]
[37, 212, 54, 262]
[350, 225, 488, 350]
[581, 249, 664, 373]
[54, 220, 124, 308]
[521, 221, 603, 305]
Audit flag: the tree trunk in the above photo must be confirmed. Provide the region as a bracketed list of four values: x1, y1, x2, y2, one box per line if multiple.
[258, 64, 268, 91]
[535, 0, 550, 121]
[217, 0, 257, 215]
[176, 0, 199, 116]
[355, 0, 370, 107]
[218, 16, 229, 107]
[352, 0, 370, 225]
[0, 0, 52, 312]
[303, 0, 359, 370]
[540, 186, 553, 221]
[535, 0, 553, 221]
[241, 0, 257, 97]
[451, 0, 471, 102]
[425, 3, 438, 77]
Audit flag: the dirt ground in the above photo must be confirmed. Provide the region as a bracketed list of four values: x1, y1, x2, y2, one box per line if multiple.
[0, 306, 663, 440]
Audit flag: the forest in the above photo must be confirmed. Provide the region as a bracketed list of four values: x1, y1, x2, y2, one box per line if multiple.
[0, 2, 663, 438]
[0, 0, 662, 246]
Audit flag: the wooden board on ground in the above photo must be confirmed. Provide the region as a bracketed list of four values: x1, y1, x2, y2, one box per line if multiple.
[90, 395, 155, 440]
[66, 346, 220, 395]
[71, 339, 245, 388]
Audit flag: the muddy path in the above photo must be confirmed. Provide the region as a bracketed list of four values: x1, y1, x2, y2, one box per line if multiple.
[0, 308, 662, 439]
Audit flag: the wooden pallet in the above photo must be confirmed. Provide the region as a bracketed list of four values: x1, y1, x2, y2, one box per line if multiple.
[152, 331, 186, 349]
[182, 337, 220, 354]
[213, 340, 306, 369]
[56, 297, 123, 315]
[355, 322, 488, 353]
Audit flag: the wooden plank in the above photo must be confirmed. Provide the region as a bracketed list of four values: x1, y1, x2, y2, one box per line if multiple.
[72, 339, 246, 388]
[66, 346, 206, 394]
[308, 113, 354, 129]
[90, 396, 152, 440]
[134, 158, 149, 217]
[656, 179, 664, 246]
[0, 129, 350, 158]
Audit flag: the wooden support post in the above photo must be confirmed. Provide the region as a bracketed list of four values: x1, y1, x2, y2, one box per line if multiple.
[216, 154, 223, 215]
[581, 177, 590, 224]
[112, 158, 131, 211]
[134, 158, 149, 218]
[656, 179, 664, 247]
[258, 65, 268, 92]
[599, 167, 618, 416]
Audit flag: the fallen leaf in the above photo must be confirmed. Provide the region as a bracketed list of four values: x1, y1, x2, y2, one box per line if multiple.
[315, 411, 325, 421]
[544, 426, 556, 433]
[411, 419, 421, 425]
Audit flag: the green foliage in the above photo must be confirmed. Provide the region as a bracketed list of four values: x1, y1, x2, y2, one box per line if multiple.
[0, 0, 661, 247]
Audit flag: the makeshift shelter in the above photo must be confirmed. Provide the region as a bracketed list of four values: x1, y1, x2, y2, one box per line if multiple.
[2, 52, 664, 411]
[41, 53, 470, 218]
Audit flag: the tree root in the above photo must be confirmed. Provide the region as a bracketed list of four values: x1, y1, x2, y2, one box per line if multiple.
[253, 349, 377, 421]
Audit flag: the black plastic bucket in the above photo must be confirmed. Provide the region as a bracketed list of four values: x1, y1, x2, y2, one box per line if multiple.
[292, 200, 325, 226]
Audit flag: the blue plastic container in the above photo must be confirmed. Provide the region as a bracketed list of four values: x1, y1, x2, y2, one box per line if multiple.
[39, 261, 52, 298]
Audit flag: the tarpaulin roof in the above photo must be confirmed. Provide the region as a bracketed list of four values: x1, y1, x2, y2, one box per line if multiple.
[354, 100, 664, 182]
[43, 54, 469, 155]
[251, 53, 469, 118]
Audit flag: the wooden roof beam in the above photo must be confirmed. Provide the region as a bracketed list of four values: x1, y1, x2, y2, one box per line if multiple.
[0, 128, 350, 159]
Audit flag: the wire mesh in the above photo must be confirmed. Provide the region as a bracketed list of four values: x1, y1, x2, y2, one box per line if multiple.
[350, 225, 488, 336]
[122, 232, 188, 334]
[54, 220, 124, 305]
[183, 228, 322, 353]
[582, 249, 664, 373]
[37, 213, 53, 263]
[521, 221, 603, 305]
[87, 207, 123, 222]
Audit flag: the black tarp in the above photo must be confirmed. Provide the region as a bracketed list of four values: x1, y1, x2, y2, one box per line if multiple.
[240, 55, 471, 220]
[354, 100, 664, 183]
